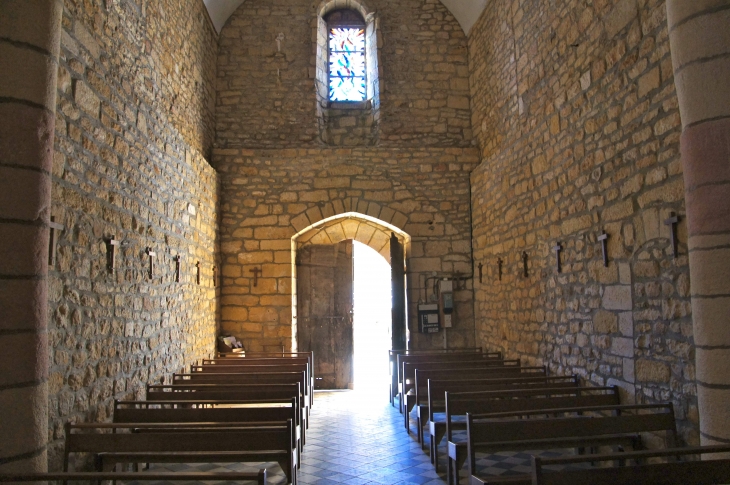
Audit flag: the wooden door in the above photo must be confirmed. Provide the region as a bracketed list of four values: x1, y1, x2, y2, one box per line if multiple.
[296, 241, 354, 389]
[390, 233, 407, 351]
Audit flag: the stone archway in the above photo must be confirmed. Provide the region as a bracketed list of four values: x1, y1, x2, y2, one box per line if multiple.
[291, 212, 410, 388]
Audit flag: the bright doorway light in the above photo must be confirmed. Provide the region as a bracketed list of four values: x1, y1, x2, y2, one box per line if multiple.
[353, 241, 391, 394]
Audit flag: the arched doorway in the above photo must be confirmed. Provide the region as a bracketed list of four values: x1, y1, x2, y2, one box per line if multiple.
[291, 213, 410, 389]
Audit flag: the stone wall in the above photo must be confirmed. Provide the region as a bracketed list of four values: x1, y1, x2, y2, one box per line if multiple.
[469, 0, 697, 444]
[48, 0, 219, 469]
[214, 147, 479, 353]
[215, 0, 472, 148]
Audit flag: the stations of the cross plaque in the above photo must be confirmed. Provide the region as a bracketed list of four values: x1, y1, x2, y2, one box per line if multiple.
[250, 267, 262, 287]
[106, 236, 121, 274]
[598, 232, 609, 267]
[48, 217, 65, 266]
[521, 252, 529, 278]
[664, 212, 680, 258]
[174, 255, 181, 282]
[145, 247, 156, 279]
[553, 243, 563, 273]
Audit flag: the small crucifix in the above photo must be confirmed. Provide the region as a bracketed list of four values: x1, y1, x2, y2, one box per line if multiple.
[478, 263, 483, 284]
[497, 258, 503, 281]
[145, 247, 156, 279]
[106, 235, 121, 274]
[48, 216, 65, 266]
[598, 232, 609, 267]
[522, 252, 529, 278]
[174, 255, 181, 283]
[553, 243, 563, 273]
[664, 212, 680, 258]
[276, 33, 285, 53]
[250, 267, 262, 287]
[212, 266, 218, 287]
[196, 261, 201, 285]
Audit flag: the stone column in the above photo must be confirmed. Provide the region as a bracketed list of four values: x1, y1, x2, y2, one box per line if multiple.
[0, 0, 62, 472]
[667, 0, 730, 445]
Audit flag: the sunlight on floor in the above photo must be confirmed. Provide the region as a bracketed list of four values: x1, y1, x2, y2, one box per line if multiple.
[352, 241, 392, 396]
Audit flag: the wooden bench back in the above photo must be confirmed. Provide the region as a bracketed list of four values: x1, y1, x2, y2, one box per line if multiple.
[389, 348, 486, 399]
[532, 445, 730, 485]
[0, 471, 268, 484]
[65, 421, 291, 455]
[114, 398, 296, 424]
[196, 362, 310, 395]
[401, 359, 518, 397]
[214, 352, 314, 395]
[446, 385, 621, 419]
[113, 399, 299, 449]
[414, 366, 546, 407]
[427, 375, 578, 420]
[466, 403, 677, 445]
[397, 353, 503, 382]
[174, 371, 306, 387]
[146, 383, 301, 412]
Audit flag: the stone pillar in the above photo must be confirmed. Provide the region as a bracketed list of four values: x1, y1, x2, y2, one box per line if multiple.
[667, 0, 730, 445]
[0, 0, 62, 472]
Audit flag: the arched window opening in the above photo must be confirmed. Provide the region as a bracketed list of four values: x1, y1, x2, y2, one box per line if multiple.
[326, 10, 367, 102]
[314, 2, 381, 146]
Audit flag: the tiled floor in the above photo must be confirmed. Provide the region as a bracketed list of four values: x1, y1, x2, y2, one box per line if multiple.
[136, 389, 578, 484]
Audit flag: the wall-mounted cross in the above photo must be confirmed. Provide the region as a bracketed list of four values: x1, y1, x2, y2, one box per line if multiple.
[497, 257, 503, 281]
[48, 216, 65, 266]
[664, 212, 680, 258]
[196, 261, 201, 285]
[521, 252, 529, 278]
[250, 267, 262, 287]
[478, 263, 483, 284]
[174, 255, 181, 282]
[212, 266, 218, 287]
[553, 243, 563, 273]
[145, 247, 156, 279]
[598, 232, 609, 267]
[106, 235, 121, 274]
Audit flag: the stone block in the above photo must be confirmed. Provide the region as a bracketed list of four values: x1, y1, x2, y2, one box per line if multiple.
[636, 359, 670, 383]
[604, 0, 638, 36]
[0, 43, 56, 109]
[611, 337, 634, 358]
[602, 285, 632, 310]
[73, 80, 100, 117]
[594, 310, 618, 333]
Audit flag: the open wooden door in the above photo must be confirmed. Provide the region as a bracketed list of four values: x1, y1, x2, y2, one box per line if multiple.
[390, 233, 407, 351]
[296, 241, 354, 389]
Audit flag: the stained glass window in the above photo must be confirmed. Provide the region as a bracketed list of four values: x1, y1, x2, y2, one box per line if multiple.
[329, 27, 366, 102]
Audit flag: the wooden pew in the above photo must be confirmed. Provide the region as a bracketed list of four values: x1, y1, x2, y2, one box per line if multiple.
[114, 398, 302, 465]
[389, 348, 486, 405]
[400, 358, 517, 415]
[213, 352, 314, 406]
[197, 359, 312, 409]
[443, 385, 621, 484]
[64, 421, 296, 484]
[419, 374, 578, 447]
[462, 403, 678, 485]
[0, 471, 269, 484]
[146, 382, 304, 441]
[411, 366, 548, 441]
[529, 444, 730, 485]
[189, 365, 310, 424]
[176, 369, 310, 421]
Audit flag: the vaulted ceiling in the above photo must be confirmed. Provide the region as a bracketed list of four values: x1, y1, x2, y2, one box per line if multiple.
[203, 0, 488, 35]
